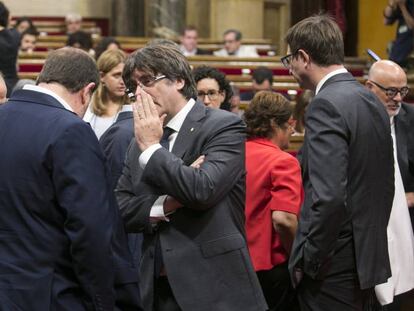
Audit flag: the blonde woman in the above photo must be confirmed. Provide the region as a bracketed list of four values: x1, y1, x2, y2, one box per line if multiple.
[84, 49, 127, 139]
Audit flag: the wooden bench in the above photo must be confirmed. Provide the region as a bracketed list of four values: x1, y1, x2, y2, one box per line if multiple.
[11, 17, 109, 36]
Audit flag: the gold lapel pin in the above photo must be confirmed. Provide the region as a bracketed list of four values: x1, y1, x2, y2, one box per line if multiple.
[190, 128, 194, 132]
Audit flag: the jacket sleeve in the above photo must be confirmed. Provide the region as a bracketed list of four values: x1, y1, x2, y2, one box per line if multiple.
[115, 141, 159, 233]
[52, 121, 115, 310]
[141, 115, 246, 210]
[300, 98, 350, 279]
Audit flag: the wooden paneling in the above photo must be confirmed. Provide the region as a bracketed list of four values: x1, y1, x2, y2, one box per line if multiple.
[358, 0, 396, 59]
[210, 0, 264, 39]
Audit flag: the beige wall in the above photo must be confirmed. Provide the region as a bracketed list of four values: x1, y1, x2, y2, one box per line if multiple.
[4, 0, 111, 18]
[210, 0, 264, 39]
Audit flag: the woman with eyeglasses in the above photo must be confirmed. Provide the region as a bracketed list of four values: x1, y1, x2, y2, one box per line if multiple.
[83, 49, 127, 139]
[192, 65, 233, 111]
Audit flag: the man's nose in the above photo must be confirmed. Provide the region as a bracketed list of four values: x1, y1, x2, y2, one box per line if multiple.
[393, 92, 402, 103]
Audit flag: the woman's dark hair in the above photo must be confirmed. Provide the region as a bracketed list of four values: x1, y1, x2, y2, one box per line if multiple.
[14, 16, 34, 31]
[94, 37, 121, 60]
[192, 66, 233, 111]
[244, 91, 292, 138]
[0, 2, 10, 27]
[66, 31, 93, 51]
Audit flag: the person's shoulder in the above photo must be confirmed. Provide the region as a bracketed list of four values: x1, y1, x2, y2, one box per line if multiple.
[213, 49, 227, 56]
[401, 102, 414, 114]
[100, 118, 134, 143]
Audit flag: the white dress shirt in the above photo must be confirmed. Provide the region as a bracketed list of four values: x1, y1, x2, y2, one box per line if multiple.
[139, 98, 196, 218]
[375, 119, 414, 305]
[315, 67, 348, 95]
[23, 84, 74, 112]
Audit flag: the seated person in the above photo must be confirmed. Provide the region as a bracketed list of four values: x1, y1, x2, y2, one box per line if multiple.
[241, 66, 274, 101]
[65, 13, 82, 34]
[292, 90, 313, 136]
[66, 30, 94, 56]
[192, 65, 233, 111]
[179, 25, 210, 56]
[14, 16, 34, 34]
[19, 27, 38, 53]
[95, 36, 121, 60]
[214, 29, 259, 57]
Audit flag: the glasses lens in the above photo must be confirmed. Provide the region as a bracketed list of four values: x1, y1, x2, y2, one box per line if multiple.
[207, 90, 219, 100]
[281, 54, 291, 68]
[385, 88, 397, 98]
[400, 87, 409, 98]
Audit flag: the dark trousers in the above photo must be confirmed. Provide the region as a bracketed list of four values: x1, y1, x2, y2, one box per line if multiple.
[297, 240, 373, 311]
[256, 262, 299, 311]
[153, 276, 181, 311]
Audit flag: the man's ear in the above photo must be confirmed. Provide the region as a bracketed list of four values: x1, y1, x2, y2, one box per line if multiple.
[81, 82, 96, 105]
[175, 79, 185, 91]
[298, 49, 311, 67]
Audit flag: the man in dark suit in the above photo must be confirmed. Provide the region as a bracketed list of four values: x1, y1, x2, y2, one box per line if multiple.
[283, 15, 395, 310]
[179, 26, 211, 56]
[116, 43, 267, 311]
[366, 59, 414, 231]
[0, 47, 140, 310]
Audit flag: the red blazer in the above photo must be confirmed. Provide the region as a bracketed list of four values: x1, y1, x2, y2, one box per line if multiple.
[245, 138, 303, 271]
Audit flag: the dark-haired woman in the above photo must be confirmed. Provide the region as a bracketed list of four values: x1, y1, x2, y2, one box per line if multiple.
[244, 91, 302, 311]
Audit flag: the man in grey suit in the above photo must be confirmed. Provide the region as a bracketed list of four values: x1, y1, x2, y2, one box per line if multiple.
[116, 43, 267, 311]
[282, 15, 395, 310]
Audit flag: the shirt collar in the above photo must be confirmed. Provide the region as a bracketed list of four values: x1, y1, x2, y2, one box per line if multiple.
[120, 104, 132, 113]
[315, 67, 348, 95]
[166, 98, 196, 133]
[23, 84, 74, 112]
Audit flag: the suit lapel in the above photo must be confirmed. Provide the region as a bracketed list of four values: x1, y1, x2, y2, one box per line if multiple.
[171, 101, 206, 159]
[395, 107, 409, 170]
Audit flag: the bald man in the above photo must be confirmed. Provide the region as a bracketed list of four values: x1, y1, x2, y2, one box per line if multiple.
[0, 74, 7, 104]
[366, 59, 414, 309]
[366, 60, 414, 229]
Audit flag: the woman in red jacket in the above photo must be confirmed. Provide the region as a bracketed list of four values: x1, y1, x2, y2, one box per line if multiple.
[244, 91, 303, 311]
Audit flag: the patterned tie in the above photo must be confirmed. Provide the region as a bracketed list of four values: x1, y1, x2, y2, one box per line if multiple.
[159, 127, 174, 151]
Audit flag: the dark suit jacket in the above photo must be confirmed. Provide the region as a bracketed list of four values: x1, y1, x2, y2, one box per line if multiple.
[100, 110, 134, 190]
[395, 102, 414, 193]
[99, 110, 144, 308]
[116, 102, 267, 311]
[289, 73, 395, 290]
[0, 90, 117, 310]
[195, 48, 212, 55]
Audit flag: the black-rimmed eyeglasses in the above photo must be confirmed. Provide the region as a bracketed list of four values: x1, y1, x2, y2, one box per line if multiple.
[281, 50, 299, 68]
[369, 80, 410, 99]
[137, 75, 166, 88]
[197, 90, 221, 101]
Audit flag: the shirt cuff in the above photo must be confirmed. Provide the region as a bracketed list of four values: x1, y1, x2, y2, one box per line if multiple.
[139, 144, 162, 169]
[150, 195, 169, 221]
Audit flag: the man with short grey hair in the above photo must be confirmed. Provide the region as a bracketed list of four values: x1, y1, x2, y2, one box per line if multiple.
[214, 29, 258, 57]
